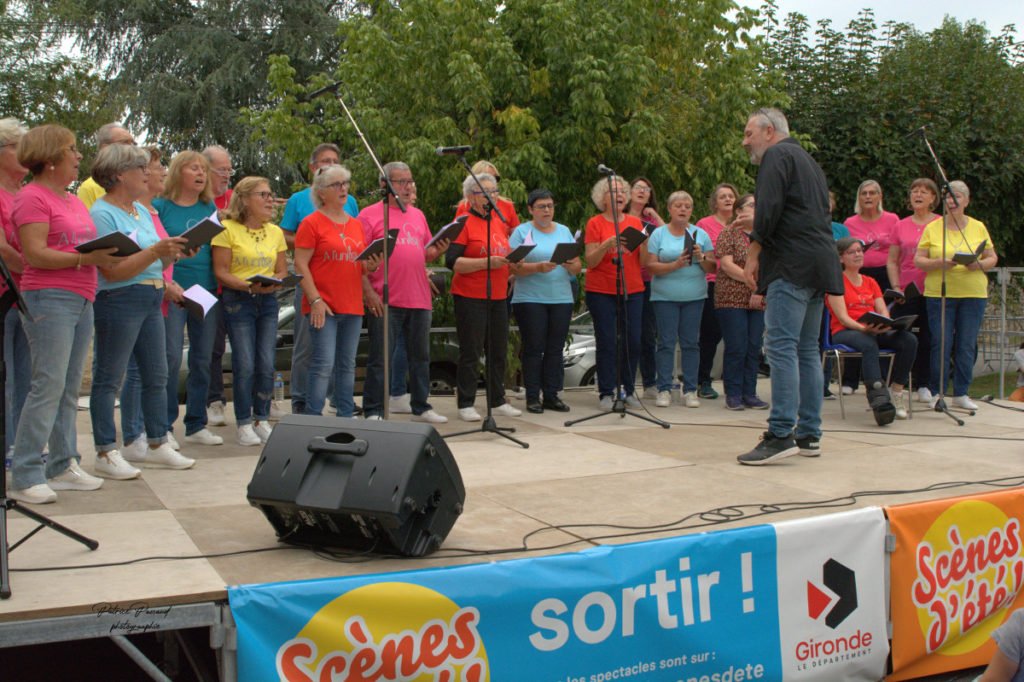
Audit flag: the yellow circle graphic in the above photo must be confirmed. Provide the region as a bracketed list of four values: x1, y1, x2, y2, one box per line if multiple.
[912, 500, 1023, 656]
[285, 582, 490, 681]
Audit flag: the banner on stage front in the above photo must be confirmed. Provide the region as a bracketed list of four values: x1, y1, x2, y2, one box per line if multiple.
[887, 488, 1024, 680]
[228, 507, 887, 681]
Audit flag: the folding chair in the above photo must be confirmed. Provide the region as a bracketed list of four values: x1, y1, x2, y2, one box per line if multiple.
[822, 311, 907, 419]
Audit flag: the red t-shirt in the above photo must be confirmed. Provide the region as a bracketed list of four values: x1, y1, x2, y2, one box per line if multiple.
[584, 214, 645, 295]
[214, 189, 233, 210]
[455, 197, 519, 236]
[295, 211, 367, 315]
[450, 212, 511, 299]
[828, 272, 882, 336]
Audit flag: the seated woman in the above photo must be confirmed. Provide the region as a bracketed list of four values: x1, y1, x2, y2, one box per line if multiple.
[211, 176, 288, 446]
[826, 237, 917, 425]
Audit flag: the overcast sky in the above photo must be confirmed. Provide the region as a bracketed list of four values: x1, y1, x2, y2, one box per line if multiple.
[741, 0, 1024, 37]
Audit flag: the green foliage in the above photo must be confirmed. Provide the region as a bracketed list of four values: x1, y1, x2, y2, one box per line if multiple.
[23, 0, 360, 187]
[764, 7, 1024, 264]
[0, 0, 127, 167]
[247, 0, 785, 237]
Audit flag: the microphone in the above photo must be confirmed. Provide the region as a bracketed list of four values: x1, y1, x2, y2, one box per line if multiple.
[309, 81, 342, 99]
[904, 125, 928, 139]
[435, 145, 472, 156]
[597, 164, 616, 176]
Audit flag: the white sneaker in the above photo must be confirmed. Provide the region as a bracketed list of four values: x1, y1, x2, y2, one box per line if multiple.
[389, 393, 412, 414]
[891, 391, 909, 420]
[599, 395, 613, 410]
[237, 424, 262, 446]
[841, 386, 854, 396]
[143, 443, 196, 469]
[269, 401, 287, 421]
[492, 402, 522, 417]
[185, 428, 223, 446]
[48, 460, 104, 491]
[9, 483, 57, 504]
[683, 392, 701, 408]
[623, 394, 641, 408]
[253, 420, 273, 443]
[122, 437, 148, 463]
[655, 391, 671, 407]
[917, 387, 933, 403]
[643, 386, 659, 399]
[458, 407, 481, 422]
[207, 402, 227, 426]
[412, 409, 448, 424]
[94, 450, 142, 480]
[167, 432, 181, 450]
[364, 414, 383, 421]
[952, 395, 978, 410]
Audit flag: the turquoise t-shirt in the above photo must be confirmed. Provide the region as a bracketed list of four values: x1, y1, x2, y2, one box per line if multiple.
[90, 199, 164, 291]
[152, 197, 217, 291]
[648, 224, 713, 302]
[280, 187, 358, 232]
[509, 222, 575, 305]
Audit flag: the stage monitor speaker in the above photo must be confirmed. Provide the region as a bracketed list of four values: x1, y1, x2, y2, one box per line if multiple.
[247, 415, 465, 557]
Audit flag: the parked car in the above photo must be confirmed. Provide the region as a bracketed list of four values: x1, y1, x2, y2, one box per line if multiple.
[563, 310, 596, 387]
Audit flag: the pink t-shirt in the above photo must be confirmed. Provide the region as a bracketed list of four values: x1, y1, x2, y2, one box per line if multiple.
[843, 211, 899, 269]
[890, 213, 937, 291]
[0, 187, 24, 289]
[12, 183, 97, 301]
[358, 201, 433, 310]
[695, 215, 727, 282]
[150, 210, 174, 316]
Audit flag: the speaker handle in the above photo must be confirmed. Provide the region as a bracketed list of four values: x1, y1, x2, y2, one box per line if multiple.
[307, 437, 369, 457]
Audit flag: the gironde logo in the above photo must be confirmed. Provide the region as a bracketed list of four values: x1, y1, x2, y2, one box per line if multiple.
[807, 558, 858, 628]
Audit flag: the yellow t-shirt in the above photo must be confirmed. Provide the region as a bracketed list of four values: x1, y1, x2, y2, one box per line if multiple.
[211, 218, 287, 281]
[76, 177, 105, 209]
[919, 216, 992, 298]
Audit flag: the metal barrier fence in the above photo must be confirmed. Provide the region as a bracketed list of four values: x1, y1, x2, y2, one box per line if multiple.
[979, 267, 1024, 398]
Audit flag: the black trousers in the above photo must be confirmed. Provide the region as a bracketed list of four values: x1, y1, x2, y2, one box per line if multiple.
[454, 295, 508, 409]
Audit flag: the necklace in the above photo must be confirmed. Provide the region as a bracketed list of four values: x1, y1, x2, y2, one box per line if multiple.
[248, 225, 267, 243]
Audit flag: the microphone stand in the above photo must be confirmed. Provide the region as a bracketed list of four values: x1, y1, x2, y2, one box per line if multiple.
[911, 129, 971, 424]
[444, 155, 528, 448]
[566, 168, 668, 429]
[0, 259, 98, 599]
[316, 84, 404, 420]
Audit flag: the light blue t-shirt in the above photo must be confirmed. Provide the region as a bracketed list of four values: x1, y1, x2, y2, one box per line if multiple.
[508, 222, 575, 305]
[90, 199, 164, 291]
[648, 224, 713, 302]
[832, 221, 850, 241]
[280, 187, 359, 232]
[152, 197, 217, 291]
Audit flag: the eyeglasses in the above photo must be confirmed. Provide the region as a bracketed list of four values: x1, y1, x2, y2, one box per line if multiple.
[252, 191, 276, 201]
[532, 202, 555, 210]
[472, 189, 499, 196]
[391, 178, 415, 186]
[327, 181, 351, 190]
[633, 186, 651, 194]
[213, 168, 235, 178]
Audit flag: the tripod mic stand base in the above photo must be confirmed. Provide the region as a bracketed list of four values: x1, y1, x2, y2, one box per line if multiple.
[564, 397, 671, 429]
[932, 396, 967, 425]
[445, 416, 530, 449]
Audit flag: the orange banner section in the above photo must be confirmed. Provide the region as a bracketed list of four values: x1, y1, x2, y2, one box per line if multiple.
[887, 488, 1024, 680]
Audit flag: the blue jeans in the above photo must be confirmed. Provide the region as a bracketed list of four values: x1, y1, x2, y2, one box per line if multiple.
[165, 295, 220, 436]
[926, 296, 987, 396]
[391, 331, 408, 397]
[120, 358, 144, 444]
[653, 299, 703, 393]
[638, 280, 657, 388]
[4, 306, 31, 449]
[307, 312, 362, 417]
[91, 284, 169, 450]
[289, 286, 312, 412]
[12, 289, 92, 489]
[717, 307, 765, 399]
[586, 290, 643, 398]
[832, 328, 918, 388]
[513, 302, 573, 401]
[764, 279, 825, 440]
[222, 290, 278, 424]
[364, 307, 432, 416]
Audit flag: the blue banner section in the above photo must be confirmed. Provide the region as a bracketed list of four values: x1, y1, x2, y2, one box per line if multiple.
[230, 523, 781, 682]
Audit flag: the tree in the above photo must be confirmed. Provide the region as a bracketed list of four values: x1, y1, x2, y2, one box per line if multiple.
[24, 0, 361, 186]
[764, 8, 1024, 263]
[248, 0, 786, 234]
